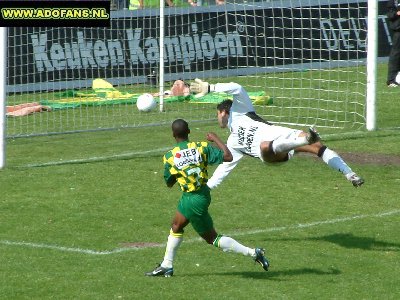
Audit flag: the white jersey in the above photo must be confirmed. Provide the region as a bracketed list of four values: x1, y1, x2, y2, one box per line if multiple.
[207, 82, 299, 189]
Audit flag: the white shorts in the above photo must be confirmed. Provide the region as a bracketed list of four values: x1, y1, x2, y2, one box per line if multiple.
[254, 124, 300, 161]
[227, 118, 302, 160]
[252, 124, 302, 161]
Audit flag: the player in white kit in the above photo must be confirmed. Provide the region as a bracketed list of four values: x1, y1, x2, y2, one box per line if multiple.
[189, 79, 365, 189]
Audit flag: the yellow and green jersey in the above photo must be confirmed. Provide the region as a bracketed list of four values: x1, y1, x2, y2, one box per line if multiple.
[163, 140, 224, 192]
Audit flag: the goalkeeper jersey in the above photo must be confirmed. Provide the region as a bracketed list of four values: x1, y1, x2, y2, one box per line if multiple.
[207, 82, 299, 189]
[163, 141, 224, 192]
[213, 82, 269, 158]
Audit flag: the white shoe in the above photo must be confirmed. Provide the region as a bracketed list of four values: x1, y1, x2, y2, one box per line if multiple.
[346, 172, 365, 187]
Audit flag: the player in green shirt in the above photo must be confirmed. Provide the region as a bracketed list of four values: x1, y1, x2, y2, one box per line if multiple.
[145, 119, 269, 277]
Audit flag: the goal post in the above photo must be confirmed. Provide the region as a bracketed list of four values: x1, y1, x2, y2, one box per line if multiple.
[366, 0, 378, 131]
[0, 27, 7, 169]
[2, 0, 384, 167]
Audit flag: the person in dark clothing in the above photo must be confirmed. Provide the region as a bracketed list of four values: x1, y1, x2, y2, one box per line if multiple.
[387, 0, 400, 87]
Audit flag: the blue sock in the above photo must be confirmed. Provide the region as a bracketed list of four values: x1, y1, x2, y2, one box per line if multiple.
[321, 148, 352, 175]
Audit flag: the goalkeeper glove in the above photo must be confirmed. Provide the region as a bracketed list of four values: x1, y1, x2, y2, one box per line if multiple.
[190, 78, 215, 98]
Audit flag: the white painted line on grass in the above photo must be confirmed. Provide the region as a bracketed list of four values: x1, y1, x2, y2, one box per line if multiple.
[0, 240, 128, 255]
[20, 147, 171, 168]
[1, 209, 399, 255]
[228, 209, 400, 237]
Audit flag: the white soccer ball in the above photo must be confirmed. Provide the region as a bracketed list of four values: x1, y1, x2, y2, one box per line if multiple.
[136, 93, 156, 112]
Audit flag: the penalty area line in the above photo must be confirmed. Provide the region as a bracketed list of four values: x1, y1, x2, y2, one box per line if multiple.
[226, 209, 400, 237]
[0, 240, 130, 255]
[1, 209, 399, 256]
[19, 147, 171, 168]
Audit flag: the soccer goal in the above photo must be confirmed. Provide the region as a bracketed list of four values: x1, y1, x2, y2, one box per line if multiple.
[2, 0, 379, 167]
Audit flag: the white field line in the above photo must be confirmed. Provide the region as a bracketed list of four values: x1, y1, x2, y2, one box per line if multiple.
[1, 209, 399, 255]
[17, 132, 363, 168]
[17, 128, 400, 168]
[20, 147, 171, 168]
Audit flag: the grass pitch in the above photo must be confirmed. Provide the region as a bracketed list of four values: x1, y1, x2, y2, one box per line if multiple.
[1, 123, 400, 299]
[1, 62, 400, 299]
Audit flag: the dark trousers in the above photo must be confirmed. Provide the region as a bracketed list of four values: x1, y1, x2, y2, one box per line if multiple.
[387, 30, 400, 84]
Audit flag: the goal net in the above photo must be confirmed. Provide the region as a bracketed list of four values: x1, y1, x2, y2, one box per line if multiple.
[5, 0, 372, 139]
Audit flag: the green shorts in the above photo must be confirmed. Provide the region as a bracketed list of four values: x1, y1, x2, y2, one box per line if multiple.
[177, 185, 214, 235]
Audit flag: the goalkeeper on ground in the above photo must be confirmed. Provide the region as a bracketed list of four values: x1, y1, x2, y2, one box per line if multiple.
[189, 79, 364, 189]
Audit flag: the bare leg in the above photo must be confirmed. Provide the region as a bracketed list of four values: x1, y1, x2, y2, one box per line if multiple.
[259, 131, 311, 163]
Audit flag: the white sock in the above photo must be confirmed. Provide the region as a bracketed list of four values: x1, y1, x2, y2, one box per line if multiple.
[214, 235, 255, 257]
[272, 132, 308, 154]
[160, 229, 183, 269]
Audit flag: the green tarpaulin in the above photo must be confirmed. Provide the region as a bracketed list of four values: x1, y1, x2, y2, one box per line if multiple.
[40, 79, 273, 110]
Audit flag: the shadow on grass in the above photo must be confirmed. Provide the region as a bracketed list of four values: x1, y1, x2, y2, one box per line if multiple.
[267, 233, 400, 251]
[187, 267, 340, 280]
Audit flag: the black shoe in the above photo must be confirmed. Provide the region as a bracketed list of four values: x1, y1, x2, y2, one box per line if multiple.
[145, 264, 174, 277]
[306, 126, 320, 144]
[254, 248, 269, 271]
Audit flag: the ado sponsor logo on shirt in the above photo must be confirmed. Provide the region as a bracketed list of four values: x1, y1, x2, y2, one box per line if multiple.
[174, 148, 202, 169]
